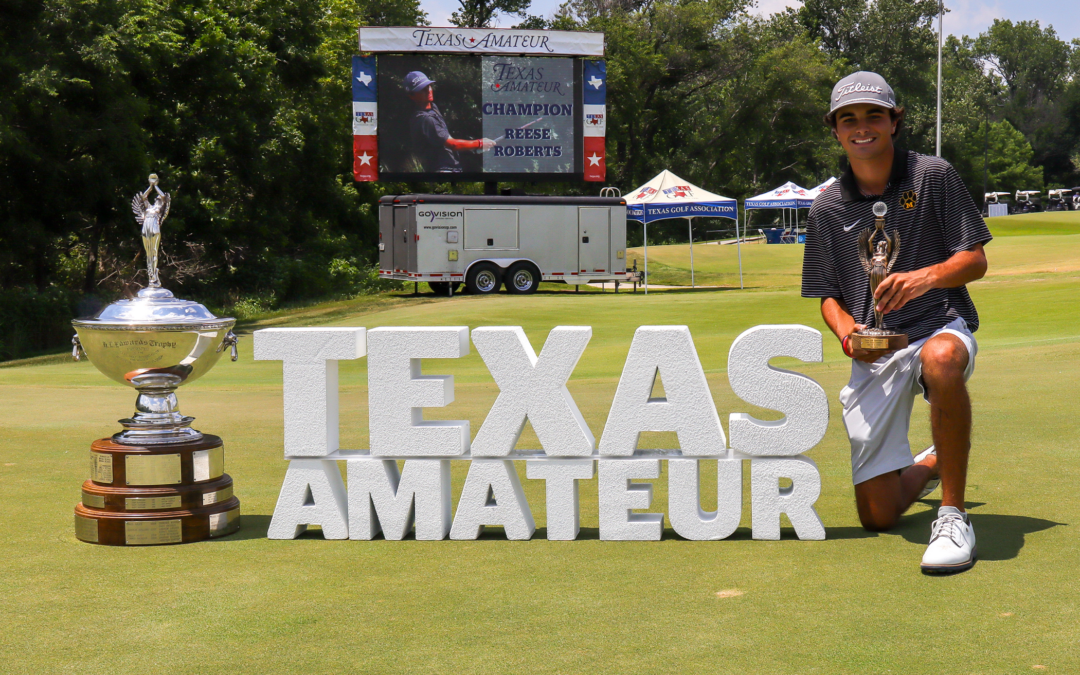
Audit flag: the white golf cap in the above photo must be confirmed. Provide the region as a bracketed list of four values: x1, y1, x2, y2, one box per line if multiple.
[829, 71, 897, 115]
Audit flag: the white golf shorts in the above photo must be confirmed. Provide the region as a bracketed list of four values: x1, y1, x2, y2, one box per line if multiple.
[840, 317, 977, 485]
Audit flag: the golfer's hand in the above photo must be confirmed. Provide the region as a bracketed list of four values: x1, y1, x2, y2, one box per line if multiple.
[874, 269, 933, 314]
[850, 324, 892, 363]
[479, 138, 496, 151]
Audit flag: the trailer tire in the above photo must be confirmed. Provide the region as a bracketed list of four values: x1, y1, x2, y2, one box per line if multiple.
[466, 263, 502, 295]
[504, 262, 541, 294]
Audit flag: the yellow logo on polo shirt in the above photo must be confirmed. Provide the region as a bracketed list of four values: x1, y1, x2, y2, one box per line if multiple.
[901, 190, 918, 209]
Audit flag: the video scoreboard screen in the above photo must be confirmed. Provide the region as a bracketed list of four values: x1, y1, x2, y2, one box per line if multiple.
[352, 28, 607, 183]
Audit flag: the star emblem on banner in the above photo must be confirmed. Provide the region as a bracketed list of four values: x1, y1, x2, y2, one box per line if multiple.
[588, 76, 603, 90]
[587, 153, 602, 166]
[356, 71, 372, 86]
[357, 152, 373, 166]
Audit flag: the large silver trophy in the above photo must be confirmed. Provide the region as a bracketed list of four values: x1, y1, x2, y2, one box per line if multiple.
[72, 175, 238, 445]
[849, 202, 909, 352]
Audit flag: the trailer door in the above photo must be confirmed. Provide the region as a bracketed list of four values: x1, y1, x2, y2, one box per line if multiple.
[393, 204, 411, 272]
[378, 202, 394, 272]
[578, 207, 610, 274]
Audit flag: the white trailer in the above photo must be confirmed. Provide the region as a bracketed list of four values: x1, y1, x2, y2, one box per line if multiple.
[378, 194, 639, 295]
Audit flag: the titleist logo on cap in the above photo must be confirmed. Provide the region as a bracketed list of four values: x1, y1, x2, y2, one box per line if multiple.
[835, 82, 886, 100]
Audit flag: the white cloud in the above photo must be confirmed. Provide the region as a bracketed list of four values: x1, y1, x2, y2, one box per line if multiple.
[941, 0, 1004, 40]
[423, 0, 458, 26]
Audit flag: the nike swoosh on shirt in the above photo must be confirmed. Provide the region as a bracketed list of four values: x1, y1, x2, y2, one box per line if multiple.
[843, 219, 861, 232]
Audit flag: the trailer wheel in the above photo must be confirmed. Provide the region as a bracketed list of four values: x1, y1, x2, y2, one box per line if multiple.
[505, 262, 541, 294]
[466, 263, 502, 295]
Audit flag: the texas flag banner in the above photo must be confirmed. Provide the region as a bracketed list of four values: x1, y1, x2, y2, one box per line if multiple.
[352, 55, 378, 181]
[582, 60, 606, 182]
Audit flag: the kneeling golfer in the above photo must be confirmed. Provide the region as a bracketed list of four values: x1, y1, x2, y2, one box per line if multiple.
[802, 72, 992, 573]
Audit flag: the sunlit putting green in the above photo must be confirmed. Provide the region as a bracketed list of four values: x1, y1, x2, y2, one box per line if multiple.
[1, 229, 1078, 673]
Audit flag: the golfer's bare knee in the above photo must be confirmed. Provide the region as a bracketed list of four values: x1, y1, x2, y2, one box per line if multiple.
[921, 335, 967, 389]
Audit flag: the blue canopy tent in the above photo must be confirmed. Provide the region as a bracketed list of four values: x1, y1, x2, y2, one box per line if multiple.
[625, 170, 741, 292]
[743, 181, 814, 243]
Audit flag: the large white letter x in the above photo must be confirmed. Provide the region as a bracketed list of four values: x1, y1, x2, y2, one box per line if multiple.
[471, 326, 594, 457]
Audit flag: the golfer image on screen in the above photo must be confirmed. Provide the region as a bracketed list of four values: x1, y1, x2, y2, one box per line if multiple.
[405, 71, 495, 173]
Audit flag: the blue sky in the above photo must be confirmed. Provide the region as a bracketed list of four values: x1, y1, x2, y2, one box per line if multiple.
[418, 0, 1080, 44]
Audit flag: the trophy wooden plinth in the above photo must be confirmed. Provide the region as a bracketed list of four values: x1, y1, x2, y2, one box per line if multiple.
[850, 331, 909, 352]
[80, 474, 234, 512]
[75, 498, 241, 545]
[75, 435, 241, 545]
[88, 435, 225, 487]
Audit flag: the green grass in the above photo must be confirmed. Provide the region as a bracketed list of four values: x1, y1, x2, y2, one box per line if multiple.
[985, 209, 1080, 237]
[629, 210, 1080, 287]
[2, 232, 1079, 673]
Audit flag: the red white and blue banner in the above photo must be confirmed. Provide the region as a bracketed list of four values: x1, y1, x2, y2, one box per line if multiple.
[352, 55, 378, 182]
[359, 27, 605, 57]
[582, 60, 606, 182]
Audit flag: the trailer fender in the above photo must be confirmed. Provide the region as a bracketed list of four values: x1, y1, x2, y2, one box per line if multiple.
[465, 257, 541, 274]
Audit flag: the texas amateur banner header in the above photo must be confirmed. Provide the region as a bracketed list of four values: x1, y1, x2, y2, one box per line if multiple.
[359, 27, 605, 57]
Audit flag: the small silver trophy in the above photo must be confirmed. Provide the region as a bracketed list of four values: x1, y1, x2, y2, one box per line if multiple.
[72, 175, 239, 444]
[850, 202, 909, 351]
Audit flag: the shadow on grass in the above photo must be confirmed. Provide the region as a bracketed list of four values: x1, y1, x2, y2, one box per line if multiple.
[218, 514, 272, 541]
[887, 500, 1064, 561]
[215, 510, 1061, 557]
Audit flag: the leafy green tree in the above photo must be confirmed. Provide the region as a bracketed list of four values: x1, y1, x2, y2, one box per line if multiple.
[975, 20, 1075, 183]
[451, 0, 532, 28]
[953, 120, 1044, 198]
[938, 34, 1005, 203]
[0, 0, 425, 359]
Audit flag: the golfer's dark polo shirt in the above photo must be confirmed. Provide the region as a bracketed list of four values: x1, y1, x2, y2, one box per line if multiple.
[802, 149, 992, 342]
[410, 103, 461, 173]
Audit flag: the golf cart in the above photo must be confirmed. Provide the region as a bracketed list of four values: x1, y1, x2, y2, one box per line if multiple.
[1015, 190, 1042, 213]
[1072, 188, 1080, 211]
[983, 192, 1011, 217]
[1046, 189, 1073, 211]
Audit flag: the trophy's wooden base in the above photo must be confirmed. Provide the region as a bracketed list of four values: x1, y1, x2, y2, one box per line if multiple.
[850, 332, 909, 351]
[88, 435, 224, 487]
[80, 474, 234, 512]
[76, 435, 241, 545]
[75, 498, 241, 545]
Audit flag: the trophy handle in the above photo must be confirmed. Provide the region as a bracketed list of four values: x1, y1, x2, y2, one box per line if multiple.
[72, 334, 84, 361]
[221, 331, 240, 362]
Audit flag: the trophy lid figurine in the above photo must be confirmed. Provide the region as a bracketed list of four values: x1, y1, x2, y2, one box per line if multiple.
[71, 174, 241, 545]
[850, 202, 909, 352]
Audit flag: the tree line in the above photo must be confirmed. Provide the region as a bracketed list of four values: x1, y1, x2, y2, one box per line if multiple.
[1, 0, 1077, 359]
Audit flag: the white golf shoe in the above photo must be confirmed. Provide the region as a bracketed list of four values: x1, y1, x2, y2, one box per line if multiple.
[914, 445, 939, 499]
[921, 506, 977, 574]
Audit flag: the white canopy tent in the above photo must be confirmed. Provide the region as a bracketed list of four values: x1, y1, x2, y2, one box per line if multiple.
[808, 177, 837, 198]
[625, 170, 740, 293]
[743, 181, 813, 241]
